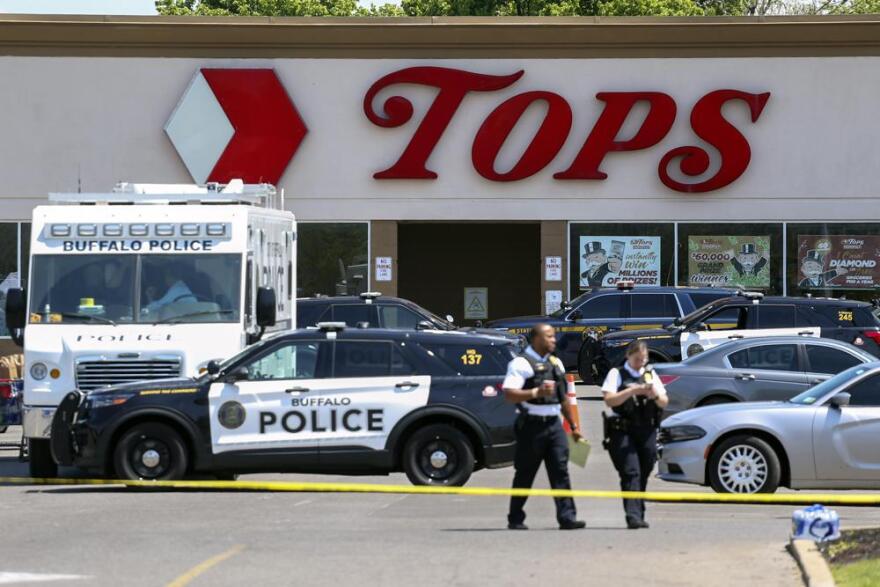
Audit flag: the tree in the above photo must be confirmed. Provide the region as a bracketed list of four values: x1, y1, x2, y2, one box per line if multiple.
[155, 0, 880, 16]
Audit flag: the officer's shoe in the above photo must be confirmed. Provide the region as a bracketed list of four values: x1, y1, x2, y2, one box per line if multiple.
[559, 519, 586, 530]
[507, 522, 529, 530]
[626, 517, 649, 529]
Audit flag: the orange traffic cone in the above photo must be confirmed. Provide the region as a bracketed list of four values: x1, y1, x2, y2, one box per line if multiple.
[562, 373, 581, 433]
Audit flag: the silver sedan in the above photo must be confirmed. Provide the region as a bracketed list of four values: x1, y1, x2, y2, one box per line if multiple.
[658, 362, 880, 493]
[653, 336, 875, 418]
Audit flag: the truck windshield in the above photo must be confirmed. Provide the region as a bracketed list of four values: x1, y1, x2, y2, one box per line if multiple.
[29, 254, 242, 324]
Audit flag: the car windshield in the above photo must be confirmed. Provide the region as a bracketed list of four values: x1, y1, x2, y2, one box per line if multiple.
[29, 254, 242, 324]
[789, 364, 874, 405]
[676, 302, 720, 328]
[550, 292, 591, 318]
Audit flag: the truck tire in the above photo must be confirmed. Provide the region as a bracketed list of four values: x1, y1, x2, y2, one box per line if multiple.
[29, 438, 58, 478]
[403, 424, 474, 487]
[114, 422, 189, 481]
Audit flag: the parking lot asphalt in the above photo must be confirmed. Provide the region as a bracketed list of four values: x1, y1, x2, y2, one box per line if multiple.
[1, 385, 879, 586]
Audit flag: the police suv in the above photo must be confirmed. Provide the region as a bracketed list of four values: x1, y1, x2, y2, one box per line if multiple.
[487, 284, 736, 383]
[50, 324, 521, 486]
[588, 293, 880, 381]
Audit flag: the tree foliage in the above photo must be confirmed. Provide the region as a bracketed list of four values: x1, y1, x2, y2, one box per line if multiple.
[155, 0, 880, 17]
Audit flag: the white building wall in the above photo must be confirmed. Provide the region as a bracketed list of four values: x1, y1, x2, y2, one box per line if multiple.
[0, 56, 878, 221]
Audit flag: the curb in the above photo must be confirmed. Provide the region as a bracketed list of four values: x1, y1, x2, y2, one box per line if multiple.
[789, 539, 835, 587]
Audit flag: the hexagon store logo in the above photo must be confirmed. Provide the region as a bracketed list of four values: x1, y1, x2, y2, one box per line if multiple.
[165, 69, 308, 185]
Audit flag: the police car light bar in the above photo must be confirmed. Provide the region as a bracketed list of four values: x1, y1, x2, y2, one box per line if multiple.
[736, 290, 765, 301]
[359, 292, 383, 303]
[616, 280, 635, 290]
[316, 322, 347, 331]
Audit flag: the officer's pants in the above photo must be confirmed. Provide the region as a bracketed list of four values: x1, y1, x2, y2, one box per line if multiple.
[608, 427, 657, 522]
[508, 415, 577, 525]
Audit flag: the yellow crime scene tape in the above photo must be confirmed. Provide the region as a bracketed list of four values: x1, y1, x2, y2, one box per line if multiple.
[2, 476, 880, 505]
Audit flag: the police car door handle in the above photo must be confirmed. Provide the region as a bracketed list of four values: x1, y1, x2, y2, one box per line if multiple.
[395, 381, 420, 390]
[735, 374, 755, 381]
[285, 386, 310, 393]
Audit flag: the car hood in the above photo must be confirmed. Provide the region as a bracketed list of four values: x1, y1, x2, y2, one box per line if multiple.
[454, 326, 524, 342]
[485, 315, 551, 329]
[85, 377, 200, 397]
[663, 400, 802, 426]
[603, 327, 673, 341]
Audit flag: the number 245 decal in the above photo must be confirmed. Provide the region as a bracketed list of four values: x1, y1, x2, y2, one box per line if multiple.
[460, 349, 483, 365]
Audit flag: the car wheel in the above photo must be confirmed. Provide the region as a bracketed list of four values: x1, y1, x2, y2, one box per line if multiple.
[29, 438, 58, 478]
[708, 435, 780, 494]
[113, 422, 188, 481]
[698, 396, 737, 407]
[577, 345, 595, 385]
[403, 424, 474, 487]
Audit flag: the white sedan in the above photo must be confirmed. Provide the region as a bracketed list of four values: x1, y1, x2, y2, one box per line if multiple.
[658, 362, 880, 493]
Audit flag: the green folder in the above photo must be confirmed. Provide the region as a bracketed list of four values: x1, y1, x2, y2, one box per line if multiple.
[568, 435, 591, 468]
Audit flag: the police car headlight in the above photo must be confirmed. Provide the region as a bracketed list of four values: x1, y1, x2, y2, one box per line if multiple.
[30, 362, 48, 381]
[660, 425, 706, 443]
[605, 338, 634, 348]
[86, 392, 138, 409]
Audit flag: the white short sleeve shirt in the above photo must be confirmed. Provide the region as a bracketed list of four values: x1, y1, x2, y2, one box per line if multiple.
[503, 346, 563, 417]
[601, 363, 667, 398]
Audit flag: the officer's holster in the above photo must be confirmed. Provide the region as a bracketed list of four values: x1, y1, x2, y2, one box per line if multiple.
[601, 412, 629, 450]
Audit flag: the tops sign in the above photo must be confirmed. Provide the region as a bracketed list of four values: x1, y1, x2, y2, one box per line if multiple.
[168, 66, 770, 193]
[363, 67, 770, 193]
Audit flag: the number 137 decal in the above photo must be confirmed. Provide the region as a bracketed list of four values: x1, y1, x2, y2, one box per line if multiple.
[460, 349, 483, 365]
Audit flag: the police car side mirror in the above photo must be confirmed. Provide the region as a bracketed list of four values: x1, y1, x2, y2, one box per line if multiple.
[829, 392, 851, 409]
[416, 320, 433, 330]
[256, 287, 277, 327]
[206, 360, 221, 376]
[568, 309, 582, 321]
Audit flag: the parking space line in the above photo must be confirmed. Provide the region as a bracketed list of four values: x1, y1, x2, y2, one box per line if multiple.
[0, 572, 89, 584]
[166, 544, 245, 587]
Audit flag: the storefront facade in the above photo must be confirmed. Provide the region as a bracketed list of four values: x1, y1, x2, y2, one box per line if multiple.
[0, 15, 879, 338]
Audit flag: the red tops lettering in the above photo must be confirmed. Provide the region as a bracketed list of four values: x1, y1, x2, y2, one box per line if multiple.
[363, 66, 770, 193]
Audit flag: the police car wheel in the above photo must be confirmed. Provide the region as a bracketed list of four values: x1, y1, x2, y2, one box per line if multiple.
[708, 435, 781, 494]
[577, 345, 595, 385]
[113, 422, 188, 481]
[403, 424, 474, 487]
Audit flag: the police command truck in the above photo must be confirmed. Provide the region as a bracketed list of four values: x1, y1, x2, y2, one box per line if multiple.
[50, 324, 520, 486]
[5, 181, 295, 478]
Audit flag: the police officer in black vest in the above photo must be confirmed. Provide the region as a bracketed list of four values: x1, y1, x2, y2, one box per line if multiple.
[601, 340, 669, 529]
[503, 323, 586, 530]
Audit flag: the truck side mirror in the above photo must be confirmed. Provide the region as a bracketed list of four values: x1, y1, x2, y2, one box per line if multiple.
[829, 392, 851, 409]
[5, 288, 26, 330]
[256, 287, 277, 328]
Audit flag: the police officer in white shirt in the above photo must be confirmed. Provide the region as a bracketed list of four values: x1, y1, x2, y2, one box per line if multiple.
[503, 324, 585, 530]
[601, 340, 669, 529]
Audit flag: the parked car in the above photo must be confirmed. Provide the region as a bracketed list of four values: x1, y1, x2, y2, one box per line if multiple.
[655, 336, 876, 417]
[589, 293, 880, 383]
[51, 323, 521, 486]
[486, 284, 736, 382]
[658, 362, 880, 493]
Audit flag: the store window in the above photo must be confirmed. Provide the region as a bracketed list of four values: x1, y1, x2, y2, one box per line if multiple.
[787, 223, 880, 301]
[568, 223, 674, 296]
[297, 223, 369, 298]
[0, 222, 30, 337]
[676, 223, 783, 294]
